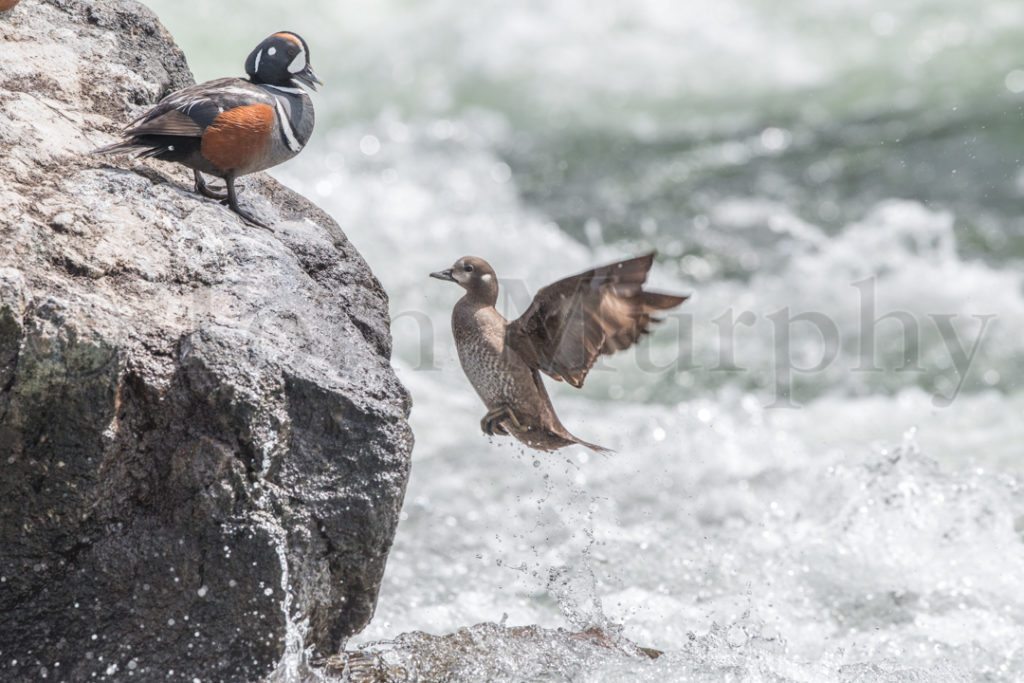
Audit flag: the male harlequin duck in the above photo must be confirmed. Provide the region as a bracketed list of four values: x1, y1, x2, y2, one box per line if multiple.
[430, 253, 689, 453]
[93, 31, 321, 228]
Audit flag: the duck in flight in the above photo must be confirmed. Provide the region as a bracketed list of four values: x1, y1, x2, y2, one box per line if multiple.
[430, 253, 689, 453]
[93, 31, 321, 228]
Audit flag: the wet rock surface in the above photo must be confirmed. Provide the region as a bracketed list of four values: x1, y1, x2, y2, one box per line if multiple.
[322, 623, 661, 682]
[0, 1, 413, 681]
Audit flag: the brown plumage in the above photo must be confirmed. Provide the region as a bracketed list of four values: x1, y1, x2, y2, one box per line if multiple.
[0, 0, 20, 11]
[430, 253, 689, 453]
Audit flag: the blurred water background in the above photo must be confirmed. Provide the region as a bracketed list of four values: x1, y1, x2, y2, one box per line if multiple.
[146, 0, 1024, 679]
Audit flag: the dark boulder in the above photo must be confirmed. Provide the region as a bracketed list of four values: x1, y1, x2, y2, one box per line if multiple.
[0, 1, 413, 680]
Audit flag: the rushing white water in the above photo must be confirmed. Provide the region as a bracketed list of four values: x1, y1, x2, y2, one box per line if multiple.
[147, 0, 1024, 679]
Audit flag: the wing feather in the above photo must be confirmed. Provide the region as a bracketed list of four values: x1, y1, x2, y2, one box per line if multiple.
[506, 253, 689, 388]
[124, 78, 267, 138]
[125, 109, 203, 137]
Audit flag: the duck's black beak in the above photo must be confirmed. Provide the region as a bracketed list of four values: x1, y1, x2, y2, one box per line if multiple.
[294, 64, 323, 91]
[429, 269, 456, 282]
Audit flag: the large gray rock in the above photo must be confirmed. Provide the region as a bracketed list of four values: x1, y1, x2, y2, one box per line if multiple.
[0, 1, 413, 680]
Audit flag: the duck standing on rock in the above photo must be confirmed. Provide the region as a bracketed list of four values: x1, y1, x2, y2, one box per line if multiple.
[431, 253, 689, 453]
[93, 31, 321, 228]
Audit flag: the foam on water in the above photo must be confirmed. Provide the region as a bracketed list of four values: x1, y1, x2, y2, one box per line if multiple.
[343, 398, 1024, 679]
[143, 0, 1024, 679]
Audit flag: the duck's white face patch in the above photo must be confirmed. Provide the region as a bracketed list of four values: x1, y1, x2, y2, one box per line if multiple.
[268, 46, 277, 56]
[287, 48, 307, 74]
[482, 274, 493, 282]
[254, 49, 263, 72]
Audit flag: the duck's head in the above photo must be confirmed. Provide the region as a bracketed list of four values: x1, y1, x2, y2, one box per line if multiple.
[430, 256, 499, 304]
[245, 31, 322, 91]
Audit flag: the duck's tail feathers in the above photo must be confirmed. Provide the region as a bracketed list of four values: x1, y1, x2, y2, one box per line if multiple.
[90, 139, 157, 157]
[574, 437, 615, 456]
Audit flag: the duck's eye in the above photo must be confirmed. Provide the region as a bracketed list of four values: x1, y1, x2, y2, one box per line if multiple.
[464, 264, 474, 272]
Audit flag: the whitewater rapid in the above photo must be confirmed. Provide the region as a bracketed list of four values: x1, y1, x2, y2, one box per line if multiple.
[147, 0, 1024, 679]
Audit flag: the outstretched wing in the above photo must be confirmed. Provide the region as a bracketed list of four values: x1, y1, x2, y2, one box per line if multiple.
[506, 253, 689, 388]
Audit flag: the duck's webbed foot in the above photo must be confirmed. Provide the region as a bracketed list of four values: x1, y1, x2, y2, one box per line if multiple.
[193, 170, 228, 200]
[481, 406, 523, 436]
[224, 174, 271, 230]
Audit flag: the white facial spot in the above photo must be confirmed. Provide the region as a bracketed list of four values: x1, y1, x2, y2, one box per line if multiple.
[287, 48, 307, 74]
[482, 274, 492, 282]
[167, 145, 175, 151]
[267, 46, 277, 56]
[254, 49, 263, 72]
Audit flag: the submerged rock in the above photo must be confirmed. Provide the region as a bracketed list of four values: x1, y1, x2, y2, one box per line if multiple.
[324, 623, 661, 682]
[0, 1, 413, 681]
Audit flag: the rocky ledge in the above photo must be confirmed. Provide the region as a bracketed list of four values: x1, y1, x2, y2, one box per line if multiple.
[325, 623, 662, 682]
[0, 1, 413, 681]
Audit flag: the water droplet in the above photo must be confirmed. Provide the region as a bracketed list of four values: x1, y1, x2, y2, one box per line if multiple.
[726, 625, 748, 647]
[490, 162, 512, 183]
[359, 134, 381, 156]
[759, 127, 790, 152]
[1006, 70, 1024, 94]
